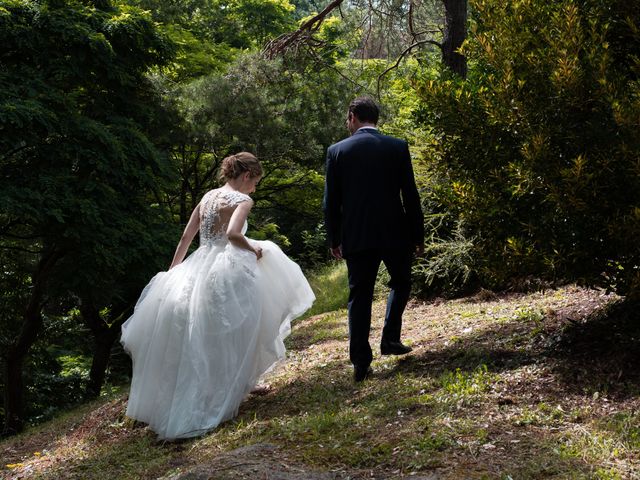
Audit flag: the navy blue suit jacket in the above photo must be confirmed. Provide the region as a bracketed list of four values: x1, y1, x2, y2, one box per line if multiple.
[323, 128, 424, 257]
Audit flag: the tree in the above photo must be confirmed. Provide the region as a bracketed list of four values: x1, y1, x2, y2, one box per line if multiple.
[264, 0, 468, 78]
[162, 52, 352, 258]
[0, 0, 175, 434]
[416, 0, 640, 296]
[130, 0, 297, 82]
[441, 0, 467, 77]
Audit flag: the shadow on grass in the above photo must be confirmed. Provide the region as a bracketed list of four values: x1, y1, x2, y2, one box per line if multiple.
[548, 298, 640, 399]
[209, 295, 640, 477]
[287, 311, 348, 352]
[12, 292, 640, 479]
[383, 296, 640, 400]
[239, 360, 355, 419]
[379, 344, 536, 380]
[24, 418, 186, 480]
[378, 312, 542, 382]
[236, 342, 599, 477]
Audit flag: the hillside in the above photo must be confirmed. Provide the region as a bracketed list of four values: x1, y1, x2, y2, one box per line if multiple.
[2, 285, 640, 479]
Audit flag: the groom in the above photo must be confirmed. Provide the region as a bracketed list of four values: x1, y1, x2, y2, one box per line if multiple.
[323, 96, 424, 382]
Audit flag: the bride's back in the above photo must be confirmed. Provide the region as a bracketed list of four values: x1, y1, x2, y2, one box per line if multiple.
[199, 188, 250, 244]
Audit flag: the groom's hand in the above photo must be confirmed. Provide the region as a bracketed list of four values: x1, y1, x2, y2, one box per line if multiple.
[330, 245, 343, 260]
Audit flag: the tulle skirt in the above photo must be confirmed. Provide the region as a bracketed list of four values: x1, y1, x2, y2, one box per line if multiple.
[120, 240, 315, 439]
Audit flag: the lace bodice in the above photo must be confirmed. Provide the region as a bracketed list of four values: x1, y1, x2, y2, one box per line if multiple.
[199, 189, 251, 246]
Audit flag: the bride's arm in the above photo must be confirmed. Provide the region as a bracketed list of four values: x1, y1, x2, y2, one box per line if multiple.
[169, 202, 201, 269]
[227, 200, 262, 259]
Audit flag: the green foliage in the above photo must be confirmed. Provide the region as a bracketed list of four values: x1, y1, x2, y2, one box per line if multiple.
[159, 24, 237, 82]
[511, 306, 544, 323]
[356, 57, 480, 299]
[416, 0, 640, 296]
[23, 313, 93, 424]
[288, 0, 329, 19]
[0, 0, 177, 429]
[297, 14, 352, 64]
[132, 0, 296, 81]
[167, 52, 353, 259]
[438, 364, 493, 401]
[226, 0, 295, 45]
[247, 221, 291, 248]
[0, 0, 177, 290]
[601, 412, 640, 451]
[413, 215, 477, 298]
[300, 222, 329, 268]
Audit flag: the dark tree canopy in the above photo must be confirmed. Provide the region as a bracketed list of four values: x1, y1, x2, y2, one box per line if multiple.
[0, 0, 176, 434]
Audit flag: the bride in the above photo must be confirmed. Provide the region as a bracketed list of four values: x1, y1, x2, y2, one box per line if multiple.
[120, 152, 315, 439]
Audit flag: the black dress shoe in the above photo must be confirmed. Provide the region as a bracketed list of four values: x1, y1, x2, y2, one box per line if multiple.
[380, 340, 413, 355]
[354, 365, 373, 382]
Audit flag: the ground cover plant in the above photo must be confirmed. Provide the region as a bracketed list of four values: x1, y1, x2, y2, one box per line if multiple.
[2, 282, 639, 479]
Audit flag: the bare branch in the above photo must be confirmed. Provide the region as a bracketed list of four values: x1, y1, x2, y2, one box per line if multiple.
[367, 0, 401, 19]
[376, 39, 442, 96]
[414, 29, 441, 36]
[0, 244, 43, 254]
[305, 47, 372, 92]
[1, 232, 41, 240]
[354, 11, 374, 60]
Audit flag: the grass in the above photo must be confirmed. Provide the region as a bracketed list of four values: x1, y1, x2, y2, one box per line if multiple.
[2, 276, 640, 479]
[301, 261, 349, 319]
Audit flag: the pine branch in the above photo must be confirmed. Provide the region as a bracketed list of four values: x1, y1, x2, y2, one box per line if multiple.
[263, 0, 346, 57]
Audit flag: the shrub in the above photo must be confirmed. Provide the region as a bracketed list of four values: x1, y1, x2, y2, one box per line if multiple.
[415, 0, 640, 296]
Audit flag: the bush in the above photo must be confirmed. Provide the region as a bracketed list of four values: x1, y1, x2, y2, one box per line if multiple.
[413, 215, 478, 298]
[415, 0, 640, 296]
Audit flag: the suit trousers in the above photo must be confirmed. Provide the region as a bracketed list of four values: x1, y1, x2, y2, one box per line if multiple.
[345, 247, 413, 368]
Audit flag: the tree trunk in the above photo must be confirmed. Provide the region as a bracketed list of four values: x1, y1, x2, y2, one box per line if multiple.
[180, 177, 189, 225]
[3, 305, 42, 436]
[2, 249, 61, 436]
[81, 302, 126, 399]
[442, 0, 468, 78]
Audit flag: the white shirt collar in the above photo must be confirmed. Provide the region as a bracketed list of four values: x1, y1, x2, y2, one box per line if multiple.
[356, 126, 378, 132]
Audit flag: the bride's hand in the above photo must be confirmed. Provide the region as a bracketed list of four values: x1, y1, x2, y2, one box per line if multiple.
[253, 245, 263, 260]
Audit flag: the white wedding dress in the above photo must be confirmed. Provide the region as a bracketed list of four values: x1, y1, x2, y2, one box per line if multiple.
[120, 188, 315, 439]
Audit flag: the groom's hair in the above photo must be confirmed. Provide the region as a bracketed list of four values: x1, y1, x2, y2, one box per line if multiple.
[348, 97, 379, 124]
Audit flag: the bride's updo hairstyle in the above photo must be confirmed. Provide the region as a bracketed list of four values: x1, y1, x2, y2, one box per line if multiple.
[219, 152, 263, 181]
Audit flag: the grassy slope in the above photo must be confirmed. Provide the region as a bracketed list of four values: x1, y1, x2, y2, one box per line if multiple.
[2, 273, 640, 479]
